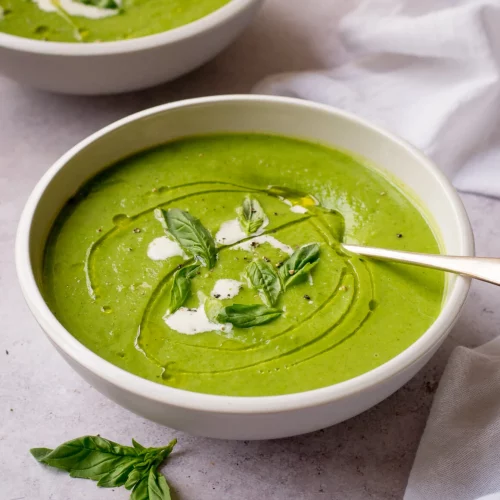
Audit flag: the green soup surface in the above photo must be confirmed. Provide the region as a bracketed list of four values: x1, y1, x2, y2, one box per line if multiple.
[43, 134, 444, 396]
[0, 0, 230, 42]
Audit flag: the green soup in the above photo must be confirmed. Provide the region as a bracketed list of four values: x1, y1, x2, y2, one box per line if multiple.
[43, 134, 444, 396]
[0, 0, 230, 43]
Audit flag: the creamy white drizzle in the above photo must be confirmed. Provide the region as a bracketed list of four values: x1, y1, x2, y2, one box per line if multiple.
[215, 219, 247, 245]
[147, 236, 186, 261]
[211, 279, 243, 299]
[290, 205, 308, 214]
[163, 294, 232, 336]
[232, 235, 293, 255]
[34, 0, 120, 19]
[215, 217, 269, 246]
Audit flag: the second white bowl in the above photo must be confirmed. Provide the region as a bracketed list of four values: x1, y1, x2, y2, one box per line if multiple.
[0, 0, 263, 95]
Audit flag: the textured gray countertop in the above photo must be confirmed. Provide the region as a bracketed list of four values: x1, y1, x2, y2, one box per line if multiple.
[2, 1, 500, 498]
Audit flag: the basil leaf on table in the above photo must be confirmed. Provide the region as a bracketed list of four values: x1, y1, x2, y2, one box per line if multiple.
[168, 263, 201, 314]
[279, 243, 320, 288]
[216, 304, 282, 328]
[237, 196, 266, 235]
[246, 259, 282, 306]
[80, 0, 119, 9]
[155, 208, 217, 269]
[131, 468, 171, 500]
[31, 435, 176, 498]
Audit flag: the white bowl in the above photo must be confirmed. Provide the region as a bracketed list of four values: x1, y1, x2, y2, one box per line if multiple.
[16, 95, 474, 439]
[0, 0, 262, 95]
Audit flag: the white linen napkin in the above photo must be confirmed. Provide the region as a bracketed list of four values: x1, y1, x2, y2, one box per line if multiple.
[253, 0, 500, 198]
[404, 338, 500, 500]
[255, 1, 500, 498]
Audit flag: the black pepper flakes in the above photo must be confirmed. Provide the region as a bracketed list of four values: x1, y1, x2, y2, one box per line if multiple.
[263, 257, 271, 262]
[133, 228, 141, 233]
[397, 233, 403, 238]
[5, 350, 9, 355]
[304, 295, 311, 300]
[214, 294, 221, 299]
[276, 261, 283, 268]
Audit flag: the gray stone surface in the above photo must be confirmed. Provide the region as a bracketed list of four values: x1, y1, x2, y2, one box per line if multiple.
[2, 1, 500, 498]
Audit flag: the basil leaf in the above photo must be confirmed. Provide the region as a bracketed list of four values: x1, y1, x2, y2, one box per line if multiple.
[131, 475, 149, 500]
[237, 196, 266, 235]
[168, 263, 200, 314]
[125, 467, 145, 490]
[246, 260, 282, 306]
[156, 209, 217, 269]
[149, 468, 171, 500]
[79, 0, 119, 9]
[30, 436, 177, 491]
[132, 439, 146, 452]
[30, 435, 139, 486]
[216, 304, 282, 328]
[125, 442, 176, 491]
[97, 460, 137, 488]
[286, 261, 317, 288]
[30, 448, 52, 462]
[131, 469, 171, 500]
[279, 243, 320, 288]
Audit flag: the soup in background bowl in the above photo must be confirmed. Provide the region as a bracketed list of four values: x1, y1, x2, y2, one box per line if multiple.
[0, 0, 263, 94]
[16, 95, 473, 439]
[0, 0, 231, 42]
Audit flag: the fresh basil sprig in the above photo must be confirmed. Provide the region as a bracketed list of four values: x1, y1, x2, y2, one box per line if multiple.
[168, 263, 200, 314]
[237, 196, 266, 235]
[279, 243, 320, 288]
[31, 435, 176, 500]
[155, 208, 217, 269]
[246, 259, 282, 306]
[216, 304, 282, 328]
[80, 0, 119, 9]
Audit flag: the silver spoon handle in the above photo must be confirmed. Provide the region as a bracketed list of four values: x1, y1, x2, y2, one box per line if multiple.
[343, 244, 500, 286]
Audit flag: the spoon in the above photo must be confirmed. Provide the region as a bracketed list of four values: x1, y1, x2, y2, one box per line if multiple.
[342, 244, 500, 286]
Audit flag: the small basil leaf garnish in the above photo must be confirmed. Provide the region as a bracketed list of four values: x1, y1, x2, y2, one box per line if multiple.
[168, 263, 201, 314]
[155, 208, 217, 269]
[237, 196, 266, 235]
[80, 0, 119, 9]
[279, 243, 320, 288]
[246, 259, 282, 306]
[285, 261, 317, 288]
[216, 304, 282, 328]
[31, 436, 176, 499]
